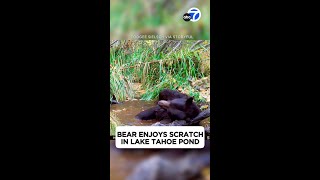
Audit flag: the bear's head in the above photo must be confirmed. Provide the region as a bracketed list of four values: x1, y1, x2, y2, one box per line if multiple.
[158, 97, 194, 111]
[158, 97, 200, 120]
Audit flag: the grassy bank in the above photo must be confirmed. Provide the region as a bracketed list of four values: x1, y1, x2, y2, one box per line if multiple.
[110, 40, 210, 103]
[110, 112, 121, 136]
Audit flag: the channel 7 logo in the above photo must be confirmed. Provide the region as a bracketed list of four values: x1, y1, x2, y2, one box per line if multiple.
[183, 7, 201, 22]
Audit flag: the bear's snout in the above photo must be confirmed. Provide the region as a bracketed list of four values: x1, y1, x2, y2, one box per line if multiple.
[158, 100, 170, 109]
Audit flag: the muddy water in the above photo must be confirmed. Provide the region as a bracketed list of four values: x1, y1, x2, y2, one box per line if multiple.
[110, 100, 159, 126]
[110, 140, 155, 180]
[111, 100, 210, 127]
[109, 141, 183, 180]
[110, 140, 211, 180]
[110, 101, 211, 179]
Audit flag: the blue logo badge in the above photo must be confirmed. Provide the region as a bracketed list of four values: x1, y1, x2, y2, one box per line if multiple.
[187, 7, 201, 22]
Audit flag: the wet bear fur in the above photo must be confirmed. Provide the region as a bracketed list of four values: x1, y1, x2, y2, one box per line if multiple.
[135, 89, 201, 122]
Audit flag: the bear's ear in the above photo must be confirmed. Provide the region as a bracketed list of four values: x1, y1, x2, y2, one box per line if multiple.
[186, 97, 194, 104]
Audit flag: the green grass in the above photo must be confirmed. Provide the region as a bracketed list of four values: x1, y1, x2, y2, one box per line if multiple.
[110, 113, 121, 136]
[110, 0, 210, 40]
[110, 40, 209, 103]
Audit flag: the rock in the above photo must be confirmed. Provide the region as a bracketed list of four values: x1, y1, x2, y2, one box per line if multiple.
[151, 120, 187, 126]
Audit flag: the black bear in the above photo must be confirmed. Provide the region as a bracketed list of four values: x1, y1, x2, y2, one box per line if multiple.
[158, 89, 188, 101]
[135, 89, 201, 122]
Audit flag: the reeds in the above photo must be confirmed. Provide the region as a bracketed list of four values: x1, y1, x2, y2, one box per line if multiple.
[110, 40, 210, 103]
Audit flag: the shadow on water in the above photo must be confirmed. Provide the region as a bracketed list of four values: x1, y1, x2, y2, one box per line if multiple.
[110, 100, 159, 126]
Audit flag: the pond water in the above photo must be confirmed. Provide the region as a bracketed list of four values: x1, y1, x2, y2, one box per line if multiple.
[110, 101, 211, 179]
[110, 140, 211, 180]
[110, 100, 159, 126]
[109, 140, 156, 180]
[110, 100, 210, 127]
